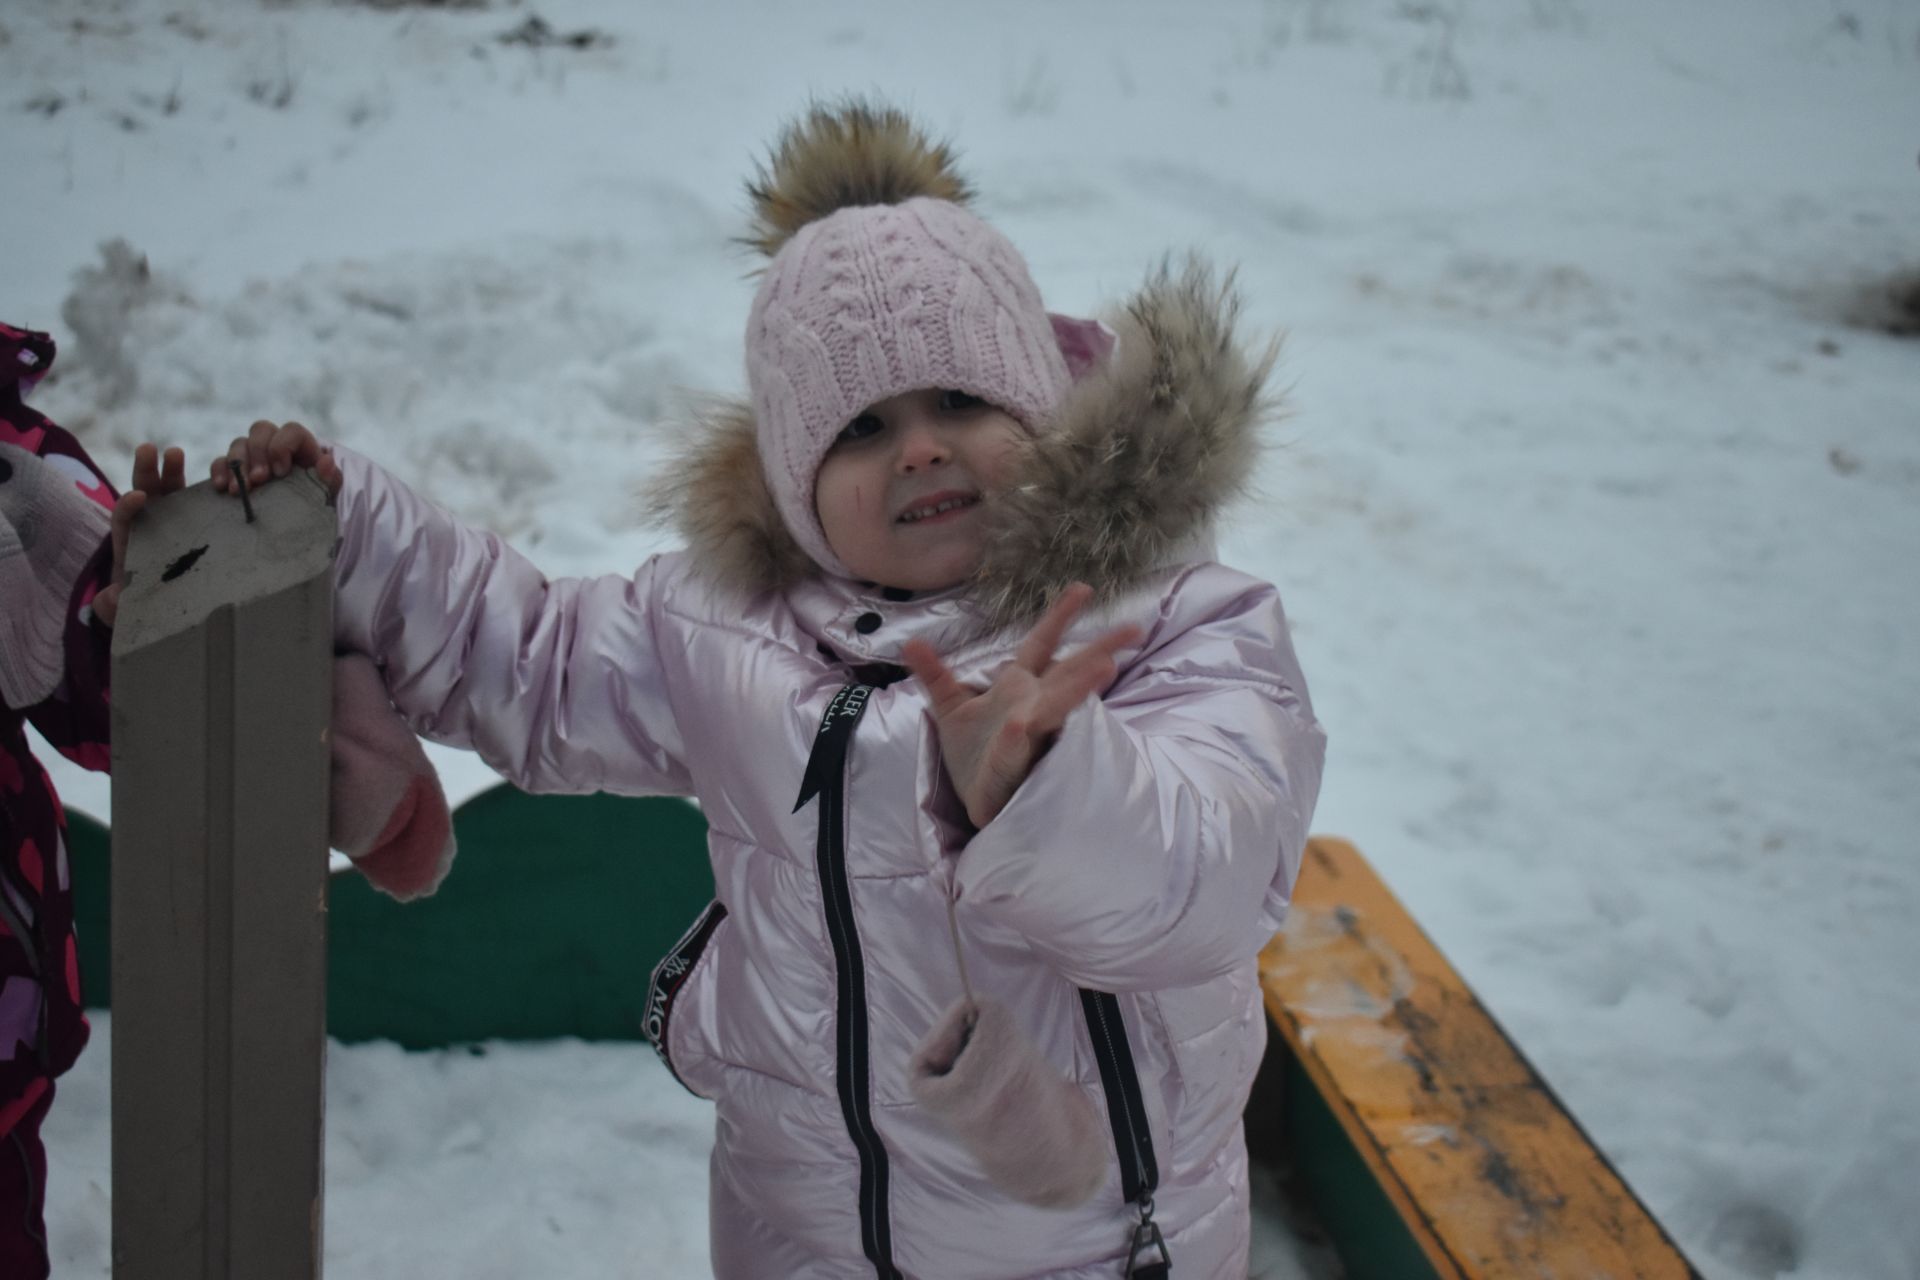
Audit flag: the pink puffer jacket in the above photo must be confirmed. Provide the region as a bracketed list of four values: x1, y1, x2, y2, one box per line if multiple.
[332, 264, 1325, 1279]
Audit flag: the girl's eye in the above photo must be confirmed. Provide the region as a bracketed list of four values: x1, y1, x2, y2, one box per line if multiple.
[938, 390, 985, 413]
[835, 413, 885, 445]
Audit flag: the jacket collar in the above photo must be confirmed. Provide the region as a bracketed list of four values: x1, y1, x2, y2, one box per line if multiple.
[648, 257, 1284, 654]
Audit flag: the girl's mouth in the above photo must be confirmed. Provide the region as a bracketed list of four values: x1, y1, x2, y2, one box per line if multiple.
[895, 493, 980, 525]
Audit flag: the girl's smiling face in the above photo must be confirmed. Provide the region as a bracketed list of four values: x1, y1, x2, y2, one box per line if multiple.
[813, 387, 1028, 592]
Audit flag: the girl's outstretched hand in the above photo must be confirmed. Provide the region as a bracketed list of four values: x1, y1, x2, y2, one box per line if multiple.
[92, 443, 188, 628]
[902, 582, 1141, 830]
[211, 420, 343, 498]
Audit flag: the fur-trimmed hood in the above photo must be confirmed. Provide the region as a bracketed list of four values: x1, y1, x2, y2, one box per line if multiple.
[647, 256, 1283, 632]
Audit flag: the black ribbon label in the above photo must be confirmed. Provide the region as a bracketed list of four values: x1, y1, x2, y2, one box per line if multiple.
[793, 683, 875, 812]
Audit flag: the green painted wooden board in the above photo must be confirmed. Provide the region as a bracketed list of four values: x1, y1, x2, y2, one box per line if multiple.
[1245, 1024, 1442, 1280]
[65, 784, 715, 1050]
[66, 807, 113, 1011]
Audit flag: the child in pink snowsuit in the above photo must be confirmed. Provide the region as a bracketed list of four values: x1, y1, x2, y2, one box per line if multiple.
[0, 322, 120, 1277]
[208, 102, 1325, 1277]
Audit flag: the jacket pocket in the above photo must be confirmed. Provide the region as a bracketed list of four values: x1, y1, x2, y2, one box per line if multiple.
[644, 899, 727, 1099]
[1146, 967, 1264, 1164]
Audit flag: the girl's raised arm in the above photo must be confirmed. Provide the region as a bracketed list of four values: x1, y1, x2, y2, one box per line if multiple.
[204, 423, 696, 800]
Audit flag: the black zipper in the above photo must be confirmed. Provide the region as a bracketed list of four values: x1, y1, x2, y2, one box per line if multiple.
[1080, 989, 1171, 1277]
[791, 676, 1170, 1275]
[794, 683, 901, 1280]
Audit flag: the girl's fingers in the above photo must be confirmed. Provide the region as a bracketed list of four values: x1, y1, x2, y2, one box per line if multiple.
[315, 446, 344, 497]
[220, 423, 277, 491]
[267, 421, 318, 477]
[1046, 624, 1140, 688]
[1030, 653, 1115, 730]
[902, 638, 975, 719]
[1092, 622, 1143, 661]
[1013, 582, 1094, 674]
[224, 421, 270, 489]
[219, 433, 252, 491]
[133, 443, 183, 495]
[214, 424, 341, 495]
[268, 426, 300, 477]
[1028, 624, 1141, 729]
[247, 420, 278, 484]
[131, 443, 159, 494]
[97, 489, 150, 628]
[108, 489, 147, 567]
[91, 583, 121, 628]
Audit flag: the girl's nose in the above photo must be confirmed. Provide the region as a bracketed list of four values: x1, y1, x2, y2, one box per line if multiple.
[895, 419, 950, 472]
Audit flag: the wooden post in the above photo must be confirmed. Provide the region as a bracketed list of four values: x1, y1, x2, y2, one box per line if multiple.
[109, 472, 337, 1279]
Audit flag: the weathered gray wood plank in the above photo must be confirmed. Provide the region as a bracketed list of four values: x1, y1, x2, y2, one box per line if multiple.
[109, 472, 336, 1279]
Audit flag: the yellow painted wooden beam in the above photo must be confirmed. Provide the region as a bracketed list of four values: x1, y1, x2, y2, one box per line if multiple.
[1260, 837, 1701, 1279]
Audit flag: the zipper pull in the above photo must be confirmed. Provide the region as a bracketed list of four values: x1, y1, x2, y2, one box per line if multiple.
[1124, 1203, 1171, 1278]
[792, 683, 874, 812]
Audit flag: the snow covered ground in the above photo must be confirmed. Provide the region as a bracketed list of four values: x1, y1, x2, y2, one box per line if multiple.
[6, 0, 1917, 1275]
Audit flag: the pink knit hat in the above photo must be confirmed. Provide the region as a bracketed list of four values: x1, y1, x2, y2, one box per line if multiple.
[743, 103, 1072, 577]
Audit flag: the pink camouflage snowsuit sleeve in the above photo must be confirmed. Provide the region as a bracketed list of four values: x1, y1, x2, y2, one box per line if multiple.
[0, 324, 115, 1139]
[0, 323, 118, 1279]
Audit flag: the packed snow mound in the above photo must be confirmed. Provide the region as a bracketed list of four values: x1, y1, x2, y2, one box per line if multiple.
[42, 235, 701, 545]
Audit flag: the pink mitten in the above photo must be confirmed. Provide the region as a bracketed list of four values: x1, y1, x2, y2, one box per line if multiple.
[329, 652, 455, 901]
[908, 996, 1109, 1210]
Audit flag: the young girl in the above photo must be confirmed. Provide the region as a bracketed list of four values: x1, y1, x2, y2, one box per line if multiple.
[0, 323, 187, 1276]
[215, 101, 1324, 1278]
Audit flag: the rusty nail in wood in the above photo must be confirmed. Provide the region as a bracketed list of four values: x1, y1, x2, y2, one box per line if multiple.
[228, 459, 256, 523]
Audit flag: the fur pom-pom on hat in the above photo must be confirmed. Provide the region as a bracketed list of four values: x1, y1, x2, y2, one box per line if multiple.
[744, 98, 974, 258]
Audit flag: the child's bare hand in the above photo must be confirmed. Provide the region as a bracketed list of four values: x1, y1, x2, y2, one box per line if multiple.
[902, 583, 1141, 830]
[211, 420, 342, 497]
[92, 443, 188, 628]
